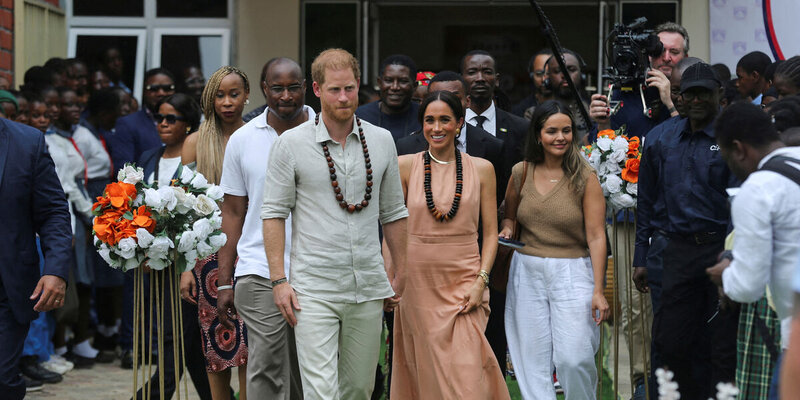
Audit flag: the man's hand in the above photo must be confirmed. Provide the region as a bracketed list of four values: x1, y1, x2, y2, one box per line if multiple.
[589, 94, 611, 129]
[273, 282, 301, 327]
[179, 271, 197, 305]
[706, 258, 731, 287]
[30, 275, 66, 312]
[384, 294, 400, 312]
[216, 288, 237, 330]
[632, 267, 649, 293]
[645, 69, 673, 109]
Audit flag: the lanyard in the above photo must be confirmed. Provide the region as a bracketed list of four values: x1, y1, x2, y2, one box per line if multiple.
[97, 135, 115, 179]
[68, 137, 89, 187]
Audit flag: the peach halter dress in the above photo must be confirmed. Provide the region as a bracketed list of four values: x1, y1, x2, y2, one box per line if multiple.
[389, 151, 510, 400]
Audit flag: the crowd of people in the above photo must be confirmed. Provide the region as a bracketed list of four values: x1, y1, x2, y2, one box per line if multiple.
[3, 18, 800, 400]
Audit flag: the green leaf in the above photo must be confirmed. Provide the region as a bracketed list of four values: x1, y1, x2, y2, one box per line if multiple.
[123, 211, 134, 220]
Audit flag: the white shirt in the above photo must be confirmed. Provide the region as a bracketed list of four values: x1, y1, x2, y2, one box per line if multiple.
[465, 102, 497, 137]
[44, 133, 93, 223]
[73, 125, 112, 180]
[219, 106, 315, 280]
[456, 123, 467, 153]
[722, 146, 800, 348]
[146, 156, 181, 187]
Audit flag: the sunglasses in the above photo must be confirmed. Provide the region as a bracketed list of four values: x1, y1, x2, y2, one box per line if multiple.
[146, 84, 176, 92]
[154, 113, 186, 124]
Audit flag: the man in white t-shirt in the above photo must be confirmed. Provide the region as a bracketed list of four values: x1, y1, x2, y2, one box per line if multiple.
[216, 57, 314, 399]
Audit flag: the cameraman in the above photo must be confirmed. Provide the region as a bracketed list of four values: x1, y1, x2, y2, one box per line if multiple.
[589, 22, 688, 138]
[589, 22, 689, 400]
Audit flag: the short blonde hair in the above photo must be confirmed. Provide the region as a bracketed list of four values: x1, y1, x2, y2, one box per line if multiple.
[311, 48, 360, 86]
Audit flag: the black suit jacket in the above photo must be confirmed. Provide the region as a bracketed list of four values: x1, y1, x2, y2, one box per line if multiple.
[396, 124, 508, 205]
[0, 119, 72, 323]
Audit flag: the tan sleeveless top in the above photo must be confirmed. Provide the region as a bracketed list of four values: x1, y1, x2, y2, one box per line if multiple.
[511, 161, 593, 258]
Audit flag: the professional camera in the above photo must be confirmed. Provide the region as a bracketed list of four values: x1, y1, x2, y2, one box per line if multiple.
[605, 17, 663, 85]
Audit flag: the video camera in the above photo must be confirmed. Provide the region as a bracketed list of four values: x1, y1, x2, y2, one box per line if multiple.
[605, 17, 663, 85]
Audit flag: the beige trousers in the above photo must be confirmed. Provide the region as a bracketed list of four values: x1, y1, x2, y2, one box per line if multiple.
[608, 222, 653, 384]
[294, 293, 384, 400]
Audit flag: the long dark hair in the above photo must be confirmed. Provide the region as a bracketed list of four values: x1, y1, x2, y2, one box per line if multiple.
[525, 100, 589, 190]
[417, 90, 464, 124]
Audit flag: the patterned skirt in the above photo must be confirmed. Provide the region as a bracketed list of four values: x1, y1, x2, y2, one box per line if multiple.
[194, 253, 248, 372]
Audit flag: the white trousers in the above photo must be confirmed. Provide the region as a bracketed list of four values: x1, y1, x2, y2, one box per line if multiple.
[505, 252, 600, 400]
[293, 293, 384, 400]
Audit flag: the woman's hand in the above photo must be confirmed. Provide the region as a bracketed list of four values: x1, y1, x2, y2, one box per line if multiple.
[498, 226, 514, 239]
[591, 290, 610, 325]
[460, 278, 485, 314]
[179, 271, 197, 305]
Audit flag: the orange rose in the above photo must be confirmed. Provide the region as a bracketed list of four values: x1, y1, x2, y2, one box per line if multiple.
[598, 129, 616, 139]
[105, 182, 137, 209]
[621, 158, 640, 183]
[132, 206, 156, 233]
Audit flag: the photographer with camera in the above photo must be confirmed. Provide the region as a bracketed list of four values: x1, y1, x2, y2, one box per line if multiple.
[589, 21, 689, 400]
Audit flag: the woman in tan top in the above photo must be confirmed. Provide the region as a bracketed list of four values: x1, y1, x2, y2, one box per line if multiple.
[389, 91, 510, 399]
[499, 100, 609, 399]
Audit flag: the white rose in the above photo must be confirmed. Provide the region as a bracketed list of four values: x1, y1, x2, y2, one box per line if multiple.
[598, 160, 622, 176]
[147, 257, 169, 271]
[608, 146, 628, 164]
[180, 166, 195, 184]
[190, 173, 210, 190]
[123, 257, 140, 272]
[178, 231, 197, 253]
[119, 165, 144, 185]
[143, 188, 164, 211]
[206, 185, 224, 201]
[98, 245, 115, 267]
[588, 150, 601, 169]
[603, 174, 623, 195]
[136, 228, 155, 248]
[208, 233, 227, 250]
[171, 186, 194, 213]
[196, 241, 213, 258]
[209, 213, 222, 230]
[609, 192, 636, 210]
[612, 136, 629, 152]
[183, 250, 199, 269]
[596, 137, 613, 151]
[192, 218, 213, 241]
[626, 182, 638, 197]
[156, 186, 177, 211]
[147, 236, 174, 260]
[132, 196, 144, 207]
[114, 237, 138, 259]
[193, 194, 218, 216]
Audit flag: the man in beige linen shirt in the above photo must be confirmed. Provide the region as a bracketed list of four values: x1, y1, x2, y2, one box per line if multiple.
[261, 48, 408, 400]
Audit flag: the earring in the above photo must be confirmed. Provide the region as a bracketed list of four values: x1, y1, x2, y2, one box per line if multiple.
[245, 99, 250, 105]
[186, 127, 191, 134]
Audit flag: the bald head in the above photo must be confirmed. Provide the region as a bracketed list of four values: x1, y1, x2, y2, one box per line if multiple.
[261, 57, 306, 120]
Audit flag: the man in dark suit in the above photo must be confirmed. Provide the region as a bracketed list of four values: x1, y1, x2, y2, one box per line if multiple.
[397, 70, 508, 204]
[106, 68, 176, 174]
[0, 118, 72, 399]
[460, 50, 530, 377]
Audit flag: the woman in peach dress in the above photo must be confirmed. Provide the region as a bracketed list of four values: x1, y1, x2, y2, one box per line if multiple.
[389, 90, 510, 400]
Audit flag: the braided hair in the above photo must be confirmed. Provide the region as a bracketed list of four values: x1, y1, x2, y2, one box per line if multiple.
[195, 66, 250, 184]
[774, 56, 800, 97]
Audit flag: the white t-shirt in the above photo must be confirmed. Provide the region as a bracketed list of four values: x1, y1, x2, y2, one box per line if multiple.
[219, 106, 315, 279]
[147, 156, 182, 187]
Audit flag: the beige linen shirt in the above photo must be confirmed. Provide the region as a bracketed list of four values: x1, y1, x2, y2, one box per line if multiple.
[261, 116, 408, 303]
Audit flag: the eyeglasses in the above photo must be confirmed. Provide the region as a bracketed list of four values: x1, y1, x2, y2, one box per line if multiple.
[154, 113, 186, 124]
[267, 84, 303, 95]
[681, 90, 713, 101]
[145, 84, 176, 92]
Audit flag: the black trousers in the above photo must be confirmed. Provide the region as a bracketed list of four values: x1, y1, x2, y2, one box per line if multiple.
[0, 277, 29, 400]
[651, 235, 738, 399]
[485, 287, 507, 376]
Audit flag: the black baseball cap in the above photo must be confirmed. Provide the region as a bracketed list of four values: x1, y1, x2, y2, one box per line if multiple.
[681, 63, 721, 93]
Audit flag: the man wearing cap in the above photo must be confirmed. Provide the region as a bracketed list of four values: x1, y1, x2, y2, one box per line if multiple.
[633, 62, 739, 398]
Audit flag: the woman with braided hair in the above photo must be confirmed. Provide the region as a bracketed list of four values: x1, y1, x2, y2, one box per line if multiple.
[180, 66, 250, 400]
[773, 56, 800, 100]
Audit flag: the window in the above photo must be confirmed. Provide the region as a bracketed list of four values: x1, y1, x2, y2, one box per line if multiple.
[152, 29, 230, 83]
[156, 0, 228, 18]
[68, 28, 146, 100]
[72, 0, 144, 17]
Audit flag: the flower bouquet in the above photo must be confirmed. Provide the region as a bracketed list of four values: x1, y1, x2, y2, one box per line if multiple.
[91, 164, 226, 399]
[582, 128, 642, 213]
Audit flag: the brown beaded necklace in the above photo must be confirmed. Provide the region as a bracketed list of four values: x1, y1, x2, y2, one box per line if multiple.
[423, 148, 462, 222]
[317, 114, 373, 213]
